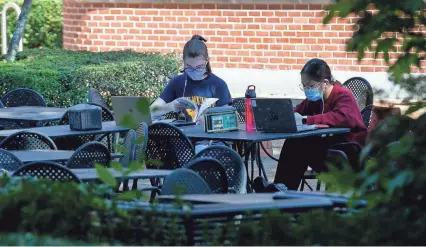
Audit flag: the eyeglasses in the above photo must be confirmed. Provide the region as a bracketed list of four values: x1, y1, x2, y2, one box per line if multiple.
[299, 81, 322, 91]
[184, 62, 208, 73]
[184, 67, 206, 73]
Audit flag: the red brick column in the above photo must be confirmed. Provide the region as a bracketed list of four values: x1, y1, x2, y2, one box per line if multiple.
[62, 0, 426, 72]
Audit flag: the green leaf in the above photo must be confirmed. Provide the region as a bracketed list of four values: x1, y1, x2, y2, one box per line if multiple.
[129, 160, 143, 172]
[390, 54, 419, 80]
[405, 101, 426, 115]
[95, 164, 117, 188]
[135, 136, 146, 145]
[117, 190, 142, 200]
[386, 171, 414, 195]
[123, 161, 144, 176]
[135, 97, 150, 115]
[118, 113, 137, 129]
[375, 38, 398, 62]
[110, 161, 124, 172]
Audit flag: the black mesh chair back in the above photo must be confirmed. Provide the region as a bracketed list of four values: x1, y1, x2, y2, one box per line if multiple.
[134, 122, 148, 163]
[86, 102, 114, 121]
[0, 131, 57, 150]
[0, 119, 25, 130]
[193, 145, 247, 194]
[361, 105, 374, 129]
[56, 117, 95, 150]
[120, 130, 136, 168]
[88, 88, 109, 109]
[232, 98, 246, 123]
[66, 141, 111, 169]
[87, 102, 116, 152]
[343, 77, 374, 110]
[146, 122, 194, 170]
[57, 108, 96, 150]
[0, 149, 24, 171]
[160, 168, 212, 195]
[1, 88, 47, 107]
[12, 161, 81, 183]
[185, 157, 228, 194]
[57, 103, 115, 150]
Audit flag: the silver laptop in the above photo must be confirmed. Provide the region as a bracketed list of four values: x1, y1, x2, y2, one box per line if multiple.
[111, 96, 152, 127]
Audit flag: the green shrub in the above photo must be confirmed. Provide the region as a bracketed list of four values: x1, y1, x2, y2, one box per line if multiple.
[0, 233, 90, 246]
[0, 175, 187, 245]
[0, 49, 180, 107]
[0, 0, 62, 50]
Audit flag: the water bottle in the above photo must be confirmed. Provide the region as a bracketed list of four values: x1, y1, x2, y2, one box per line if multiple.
[245, 85, 256, 132]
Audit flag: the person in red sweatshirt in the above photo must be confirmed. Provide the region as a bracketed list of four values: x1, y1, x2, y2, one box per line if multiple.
[273, 58, 367, 190]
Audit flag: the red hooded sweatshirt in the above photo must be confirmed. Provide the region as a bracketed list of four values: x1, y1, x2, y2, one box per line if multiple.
[294, 84, 367, 146]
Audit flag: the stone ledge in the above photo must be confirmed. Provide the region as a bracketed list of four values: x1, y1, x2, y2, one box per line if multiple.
[71, 0, 334, 4]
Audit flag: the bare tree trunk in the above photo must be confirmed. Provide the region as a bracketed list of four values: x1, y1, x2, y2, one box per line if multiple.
[5, 0, 32, 62]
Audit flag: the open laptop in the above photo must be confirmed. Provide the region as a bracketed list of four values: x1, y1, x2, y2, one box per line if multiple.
[251, 98, 317, 133]
[111, 96, 153, 127]
[111, 96, 195, 127]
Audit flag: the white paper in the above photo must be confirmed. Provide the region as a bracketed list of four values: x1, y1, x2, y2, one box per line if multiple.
[196, 98, 219, 122]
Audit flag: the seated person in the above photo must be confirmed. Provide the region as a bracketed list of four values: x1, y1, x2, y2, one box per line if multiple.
[150, 34, 232, 122]
[150, 35, 232, 153]
[256, 58, 367, 192]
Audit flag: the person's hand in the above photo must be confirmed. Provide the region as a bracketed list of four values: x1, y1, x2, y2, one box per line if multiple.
[294, 112, 303, 125]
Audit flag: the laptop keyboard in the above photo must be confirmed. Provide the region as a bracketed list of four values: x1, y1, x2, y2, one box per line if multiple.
[296, 124, 317, 132]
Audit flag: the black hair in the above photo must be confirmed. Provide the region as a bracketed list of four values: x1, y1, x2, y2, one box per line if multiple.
[300, 58, 341, 85]
[182, 35, 212, 74]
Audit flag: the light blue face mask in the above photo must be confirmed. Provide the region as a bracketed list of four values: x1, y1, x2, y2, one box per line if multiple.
[304, 88, 323, 102]
[185, 68, 206, 81]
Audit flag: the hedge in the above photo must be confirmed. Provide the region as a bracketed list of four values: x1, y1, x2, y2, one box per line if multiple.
[0, 49, 180, 107]
[0, 0, 62, 49]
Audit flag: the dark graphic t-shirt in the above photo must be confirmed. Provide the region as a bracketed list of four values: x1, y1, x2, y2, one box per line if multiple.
[159, 73, 232, 121]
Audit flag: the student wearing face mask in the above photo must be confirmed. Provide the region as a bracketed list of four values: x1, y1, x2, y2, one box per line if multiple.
[150, 35, 232, 121]
[254, 58, 367, 192]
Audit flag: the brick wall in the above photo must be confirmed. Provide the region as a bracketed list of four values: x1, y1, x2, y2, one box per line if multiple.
[63, 0, 426, 73]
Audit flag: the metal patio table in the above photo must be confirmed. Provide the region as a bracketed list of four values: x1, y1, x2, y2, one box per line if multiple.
[10, 150, 124, 163]
[0, 121, 129, 151]
[158, 191, 366, 208]
[0, 106, 67, 127]
[71, 168, 172, 182]
[118, 196, 334, 245]
[178, 125, 350, 191]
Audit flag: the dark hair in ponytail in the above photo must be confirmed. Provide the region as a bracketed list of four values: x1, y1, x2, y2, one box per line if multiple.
[183, 35, 212, 74]
[300, 58, 341, 85]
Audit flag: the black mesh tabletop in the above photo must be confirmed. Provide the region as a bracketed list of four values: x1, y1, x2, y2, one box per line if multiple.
[0, 107, 67, 121]
[178, 125, 350, 142]
[0, 121, 129, 139]
[71, 168, 172, 182]
[10, 150, 123, 163]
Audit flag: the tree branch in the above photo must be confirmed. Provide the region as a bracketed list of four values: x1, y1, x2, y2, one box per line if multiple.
[5, 0, 32, 62]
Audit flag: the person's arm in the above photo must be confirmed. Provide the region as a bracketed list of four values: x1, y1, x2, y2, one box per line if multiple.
[305, 93, 361, 128]
[214, 80, 232, 106]
[294, 99, 309, 114]
[150, 98, 176, 118]
[150, 77, 178, 118]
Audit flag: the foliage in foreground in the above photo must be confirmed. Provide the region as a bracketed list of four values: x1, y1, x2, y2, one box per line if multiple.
[0, 49, 179, 107]
[0, 175, 186, 245]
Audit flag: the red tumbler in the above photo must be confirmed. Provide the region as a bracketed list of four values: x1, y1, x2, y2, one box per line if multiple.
[245, 85, 256, 132]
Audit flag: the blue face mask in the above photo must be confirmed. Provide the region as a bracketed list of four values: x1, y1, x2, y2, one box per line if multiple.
[304, 88, 323, 101]
[185, 68, 206, 81]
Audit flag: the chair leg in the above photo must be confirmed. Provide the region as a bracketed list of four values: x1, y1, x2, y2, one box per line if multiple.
[316, 181, 321, 191]
[300, 179, 305, 191]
